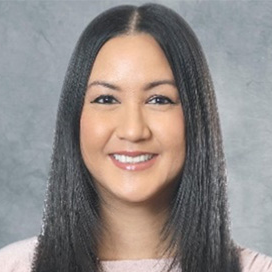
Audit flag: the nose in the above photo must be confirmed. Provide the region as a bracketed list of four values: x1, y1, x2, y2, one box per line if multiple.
[116, 104, 152, 142]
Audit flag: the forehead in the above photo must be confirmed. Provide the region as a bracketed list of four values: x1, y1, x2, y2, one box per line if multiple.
[88, 33, 174, 84]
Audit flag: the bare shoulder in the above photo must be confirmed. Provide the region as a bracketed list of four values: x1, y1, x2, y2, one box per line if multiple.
[240, 247, 272, 272]
[0, 236, 37, 272]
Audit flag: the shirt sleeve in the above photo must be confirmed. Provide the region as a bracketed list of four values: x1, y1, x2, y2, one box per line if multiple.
[240, 247, 272, 272]
[0, 237, 37, 272]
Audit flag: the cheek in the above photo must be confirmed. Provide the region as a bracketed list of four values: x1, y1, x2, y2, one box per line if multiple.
[155, 110, 186, 169]
[169, 126, 186, 168]
[157, 111, 185, 149]
[79, 110, 111, 158]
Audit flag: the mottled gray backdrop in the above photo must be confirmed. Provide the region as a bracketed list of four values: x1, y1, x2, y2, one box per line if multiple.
[0, 0, 271, 256]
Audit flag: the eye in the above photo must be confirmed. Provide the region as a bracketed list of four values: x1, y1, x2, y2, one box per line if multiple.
[90, 95, 119, 104]
[147, 95, 174, 105]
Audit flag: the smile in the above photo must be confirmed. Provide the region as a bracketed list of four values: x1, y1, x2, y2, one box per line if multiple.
[109, 153, 158, 171]
[112, 154, 154, 164]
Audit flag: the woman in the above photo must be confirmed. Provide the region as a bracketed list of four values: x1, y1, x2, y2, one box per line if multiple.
[0, 3, 271, 272]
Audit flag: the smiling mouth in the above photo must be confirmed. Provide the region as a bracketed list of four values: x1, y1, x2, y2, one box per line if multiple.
[109, 153, 158, 171]
[112, 154, 155, 164]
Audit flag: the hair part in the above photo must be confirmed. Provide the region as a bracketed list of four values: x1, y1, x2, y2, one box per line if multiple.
[127, 9, 141, 33]
[32, 3, 241, 272]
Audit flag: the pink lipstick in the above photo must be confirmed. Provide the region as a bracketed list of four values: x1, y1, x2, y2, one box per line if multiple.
[109, 151, 158, 171]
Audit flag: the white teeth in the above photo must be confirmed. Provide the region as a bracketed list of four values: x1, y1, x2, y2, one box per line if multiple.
[112, 154, 154, 164]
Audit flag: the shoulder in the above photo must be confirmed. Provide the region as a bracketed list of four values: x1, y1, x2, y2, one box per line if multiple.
[0, 236, 37, 272]
[240, 247, 272, 272]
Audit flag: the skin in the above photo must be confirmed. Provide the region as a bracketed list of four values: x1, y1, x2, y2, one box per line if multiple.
[80, 33, 186, 260]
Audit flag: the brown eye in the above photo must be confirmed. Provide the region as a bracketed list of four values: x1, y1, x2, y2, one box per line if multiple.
[91, 95, 119, 104]
[147, 95, 174, 105]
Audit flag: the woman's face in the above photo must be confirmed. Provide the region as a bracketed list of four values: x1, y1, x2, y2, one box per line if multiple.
[80, 33, 186, 204]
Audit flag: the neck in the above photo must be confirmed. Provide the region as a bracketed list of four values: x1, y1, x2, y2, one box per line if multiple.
[98, 192, 173, 261]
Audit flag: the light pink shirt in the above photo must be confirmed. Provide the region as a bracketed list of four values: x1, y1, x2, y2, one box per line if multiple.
[0, 237, 271, 272]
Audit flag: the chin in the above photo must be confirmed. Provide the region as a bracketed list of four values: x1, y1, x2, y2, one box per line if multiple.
[117, 193, 156, 205]
[106, 184, 174, 207]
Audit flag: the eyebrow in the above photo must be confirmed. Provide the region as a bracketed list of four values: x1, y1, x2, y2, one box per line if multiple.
[87, 79, 176, 91]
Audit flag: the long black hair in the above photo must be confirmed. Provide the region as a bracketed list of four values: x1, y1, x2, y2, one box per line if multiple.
[31, 3, 241, 272]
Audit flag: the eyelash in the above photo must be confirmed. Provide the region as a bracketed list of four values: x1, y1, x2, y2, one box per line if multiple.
[148, 95, 174, 105]
[91, 95, 118, 104]
[90, 95, 174, 105]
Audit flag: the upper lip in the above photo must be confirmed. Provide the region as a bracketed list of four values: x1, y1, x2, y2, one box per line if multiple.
[110, 151, 157, 157]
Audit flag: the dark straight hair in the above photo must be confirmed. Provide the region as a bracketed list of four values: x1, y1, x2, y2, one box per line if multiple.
[31, 3, 241, 272]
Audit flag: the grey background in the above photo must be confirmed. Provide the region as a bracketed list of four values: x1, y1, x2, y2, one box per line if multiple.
[0, 0, 271, 256]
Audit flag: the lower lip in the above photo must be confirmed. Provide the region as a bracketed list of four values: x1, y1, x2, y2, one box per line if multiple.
[109, 155, 158, 171]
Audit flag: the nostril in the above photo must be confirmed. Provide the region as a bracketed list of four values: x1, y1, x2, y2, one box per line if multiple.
[116, 122, 152, 142]
[116, 126, 151, 142]
[115, 108, 152, 141]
